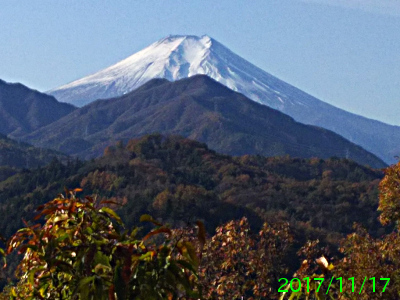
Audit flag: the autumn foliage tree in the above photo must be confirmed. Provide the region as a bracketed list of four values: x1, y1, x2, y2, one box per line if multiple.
[378, 161, 400, 228]
[198, 218, 293, 299]
[2, 189, 203, 299]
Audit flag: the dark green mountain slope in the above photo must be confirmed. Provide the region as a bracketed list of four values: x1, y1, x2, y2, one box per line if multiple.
[0, 133, 68, 181]
[23, 75, 386, 168]
[0, 135, 385, 245]
[0, 79, 76, 137]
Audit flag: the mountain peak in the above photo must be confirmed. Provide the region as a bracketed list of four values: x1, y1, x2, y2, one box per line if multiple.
[47, 34, 239, 107]
[159, 34, 212, 42]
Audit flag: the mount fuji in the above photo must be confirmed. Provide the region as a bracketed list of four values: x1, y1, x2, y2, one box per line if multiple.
[48, 35, 400, 164]
[48, 35, 308, 110]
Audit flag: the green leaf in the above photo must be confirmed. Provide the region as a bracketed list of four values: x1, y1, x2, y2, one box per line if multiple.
[74, 276, 95, 298]
[176, 259, 198, 276]
[56, 233, 70, 242]
[182, 241, 199, 268]
[140, 214, 162, 226]
[85, 227, 93, 235]
[139, 251, 153, 260]
[94, 251, 111, 267]
[130, 227, 139, 238]
[39, 283, 49, 298]
[100, 207, 122, 225]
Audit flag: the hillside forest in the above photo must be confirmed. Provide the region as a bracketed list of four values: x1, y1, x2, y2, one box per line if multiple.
[0, 134, 398, 299]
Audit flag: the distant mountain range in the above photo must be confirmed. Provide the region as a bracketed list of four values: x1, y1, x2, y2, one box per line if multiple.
[47, 35, 400, 164]
[23, 75, 385, 168]
[0, 79, 75, 137]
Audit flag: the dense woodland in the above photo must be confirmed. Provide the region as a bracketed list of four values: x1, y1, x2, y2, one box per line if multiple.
[0, 134, 385, 240]
[0, 134, 397, 299]
[0, 133, 67, 177]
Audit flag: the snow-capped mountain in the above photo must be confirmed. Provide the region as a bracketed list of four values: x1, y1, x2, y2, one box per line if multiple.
[48, 35, 296, 109]
[48, 35, 400, 164]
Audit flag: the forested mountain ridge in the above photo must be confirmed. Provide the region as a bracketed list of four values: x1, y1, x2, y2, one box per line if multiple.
[0, 134, 385, 245]
[0, 79, 76, 137]
[0, 133, 68, 182]
[23, 75, 386, 168]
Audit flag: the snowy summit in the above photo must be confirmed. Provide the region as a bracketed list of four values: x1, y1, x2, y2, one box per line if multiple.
[48, 35, 300, 109]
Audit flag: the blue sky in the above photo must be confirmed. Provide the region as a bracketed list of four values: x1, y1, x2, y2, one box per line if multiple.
[1, 0, 399, 125]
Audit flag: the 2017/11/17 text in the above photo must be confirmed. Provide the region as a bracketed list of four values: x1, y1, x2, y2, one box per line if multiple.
[278, 277, 390, 294]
